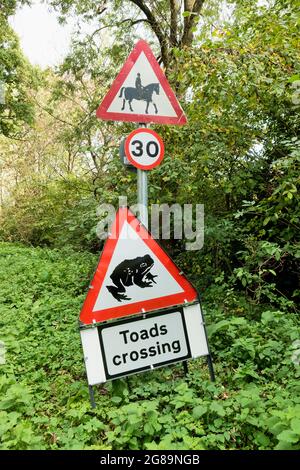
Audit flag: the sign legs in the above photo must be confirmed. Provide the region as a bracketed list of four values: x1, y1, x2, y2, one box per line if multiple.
[89, 385, 96, 409]
[206, 355, 216, 382]
[183, 360, 189, 376]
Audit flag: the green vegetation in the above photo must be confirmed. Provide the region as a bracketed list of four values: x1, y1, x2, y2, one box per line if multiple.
[0, 3, 38, 137]
[0, 0, 299, 451]
[0, 243, 299, 450]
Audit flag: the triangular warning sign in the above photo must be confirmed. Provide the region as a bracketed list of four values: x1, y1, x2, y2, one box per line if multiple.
[96, 40, 187, 125]
[80, 208, 197, 325]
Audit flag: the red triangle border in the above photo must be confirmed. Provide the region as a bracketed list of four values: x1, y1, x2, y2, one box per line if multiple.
[96, 40, 187, 126]
[79, 208, 197, 325]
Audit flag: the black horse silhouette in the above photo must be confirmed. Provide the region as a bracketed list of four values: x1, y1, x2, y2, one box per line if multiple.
[119, 83, 160, 114]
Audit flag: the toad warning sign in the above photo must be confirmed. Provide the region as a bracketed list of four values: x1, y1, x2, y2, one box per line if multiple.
[79, 210, 214, 392]
[79, 207, 198, 325]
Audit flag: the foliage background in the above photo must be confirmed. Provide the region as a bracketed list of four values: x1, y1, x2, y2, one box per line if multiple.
[0, 0, 299, 450]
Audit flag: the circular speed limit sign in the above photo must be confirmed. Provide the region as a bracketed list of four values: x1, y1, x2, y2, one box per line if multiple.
[124, 128, 164, 170]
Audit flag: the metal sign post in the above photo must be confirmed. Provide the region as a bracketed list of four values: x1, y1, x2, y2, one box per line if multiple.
[137, 123, 148, 229]
[137, 123, 184, 379]
[83, 40, 216, 409]
[137, 168, 148, 228]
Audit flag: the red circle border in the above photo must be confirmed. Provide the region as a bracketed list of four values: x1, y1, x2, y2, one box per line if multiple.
[124, 128, 165, 170]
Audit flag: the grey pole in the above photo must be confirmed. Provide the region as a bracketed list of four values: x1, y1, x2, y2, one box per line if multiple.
[137, 168, 148, 228]
[137, 123, 148, 229]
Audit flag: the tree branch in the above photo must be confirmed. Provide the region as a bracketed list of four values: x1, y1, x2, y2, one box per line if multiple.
[181, 0, 205, 47]
[129, 0, 169, 67]
[169, 0, 179, 46]
[192, 0, 205, 13]
[91, 18, 149, 40]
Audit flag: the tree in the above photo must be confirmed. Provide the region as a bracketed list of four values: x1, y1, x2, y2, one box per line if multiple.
[49, 0, 207, 71]
[0, 1, 29, 18]
[0, 3, 38, 137]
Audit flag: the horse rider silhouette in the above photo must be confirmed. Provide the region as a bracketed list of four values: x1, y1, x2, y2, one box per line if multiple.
[119, 73, 160, 114]
[135, 73, 143, 99]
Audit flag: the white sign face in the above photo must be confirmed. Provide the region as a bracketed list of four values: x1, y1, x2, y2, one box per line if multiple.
[99, 309, 190, 378]
[80, 207, 198, 325]
[107, 52, 177, 118]
[80, 302, 209, 385]
[96, 40, 187, 125]
[125, 128, 164, 170]
[92, 221, 184, 312]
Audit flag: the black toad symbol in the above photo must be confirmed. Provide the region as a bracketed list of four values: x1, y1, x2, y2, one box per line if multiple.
[106, 254, 158, 302]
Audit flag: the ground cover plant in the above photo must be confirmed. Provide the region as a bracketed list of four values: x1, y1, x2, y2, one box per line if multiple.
[0, 243, 299, 450]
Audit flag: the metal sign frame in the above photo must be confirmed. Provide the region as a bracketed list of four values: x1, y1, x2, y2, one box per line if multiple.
[80, 298, 215, 408]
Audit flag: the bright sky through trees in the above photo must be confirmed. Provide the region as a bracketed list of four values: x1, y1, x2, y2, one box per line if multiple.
[9, 0, 74, 68]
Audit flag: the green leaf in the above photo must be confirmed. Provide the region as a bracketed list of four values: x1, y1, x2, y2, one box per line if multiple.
[291, 418, 300, 434]
[192, 405, 207, 419]
[210, 402, 226, 417]
[111, 396, 122, 404]
[255, 432, 270, 447]
[277, 430, 299, 443]
[288, 74, 300, 83]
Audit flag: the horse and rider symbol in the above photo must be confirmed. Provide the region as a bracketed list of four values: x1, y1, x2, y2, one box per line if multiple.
[119, 73, 159, 114]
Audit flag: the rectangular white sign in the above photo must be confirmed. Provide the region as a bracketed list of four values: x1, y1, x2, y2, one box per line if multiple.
[99, 309, 190, 379]
[80, 303, 209, 385]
